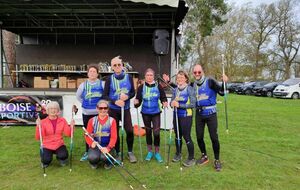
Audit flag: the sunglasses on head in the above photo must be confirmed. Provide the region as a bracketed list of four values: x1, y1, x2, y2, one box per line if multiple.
[97, 106, 108, 110]
[113, 63, 122, 67]
[193, 71, 202, 75]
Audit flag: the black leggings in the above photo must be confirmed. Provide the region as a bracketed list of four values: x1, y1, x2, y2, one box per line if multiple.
[83, 114, 98, 152]
[109, 108, 134, 153]
[142, 113, 161, 147]
[173, 115, 194, 159]
[41, 145, 68, 165]
[88, 147, 116, 166]
[195, 112, 220, 160]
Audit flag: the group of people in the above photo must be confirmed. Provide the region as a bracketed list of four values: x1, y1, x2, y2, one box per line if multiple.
[35, 56, 228, 172]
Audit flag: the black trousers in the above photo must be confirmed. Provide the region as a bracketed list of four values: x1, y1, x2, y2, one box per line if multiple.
[41, 145, 68, 165]
[82, 114, 98, 152]
[109, 108, 134, 153]
[173, 115, 194, 159]
[195, 112, 220, 160]
[88, 147, 116, 166]
[142, 113, 161, 147]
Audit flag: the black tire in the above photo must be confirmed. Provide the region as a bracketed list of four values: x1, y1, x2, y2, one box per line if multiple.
[266, 91, 273, 97]
[291, 92, 299, 99]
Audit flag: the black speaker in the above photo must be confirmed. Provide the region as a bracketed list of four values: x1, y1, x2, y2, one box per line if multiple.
[153, 29, 169, 55]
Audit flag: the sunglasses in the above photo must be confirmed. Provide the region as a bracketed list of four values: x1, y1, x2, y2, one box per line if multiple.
[193, 71, 202, 75]
[113, 63, 122, 67]
[97, 106, 108, 110]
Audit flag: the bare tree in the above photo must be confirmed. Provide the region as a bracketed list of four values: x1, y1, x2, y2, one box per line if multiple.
[245, 3, 278, 80]
[273, 0, 300, 79]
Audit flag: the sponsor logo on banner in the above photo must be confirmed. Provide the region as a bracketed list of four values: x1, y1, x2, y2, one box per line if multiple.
[0, 95, 63, 125]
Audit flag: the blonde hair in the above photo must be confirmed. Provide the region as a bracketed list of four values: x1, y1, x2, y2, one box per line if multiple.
[177, 70, 190, 83]
[46, 101, 60, 114]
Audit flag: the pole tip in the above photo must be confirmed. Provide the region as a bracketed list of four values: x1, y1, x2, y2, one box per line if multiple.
[43, 174, 47, 177]
[180, 167, 183, 171]
[69, 169, 72, 172]
[226, 129, 229, 134]
[166, 166, 169, 169]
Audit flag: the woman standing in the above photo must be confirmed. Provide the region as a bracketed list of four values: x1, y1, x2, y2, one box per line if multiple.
[76, 64, 104, 161]
[170, 70, 196, 167]
[35, 101, 75, 168]
[134, 68, 168, 163]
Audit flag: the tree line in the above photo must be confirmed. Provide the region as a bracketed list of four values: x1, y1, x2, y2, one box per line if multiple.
[180, 0, 300, 81]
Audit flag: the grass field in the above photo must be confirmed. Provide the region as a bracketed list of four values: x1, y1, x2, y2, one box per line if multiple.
[0, 94, 300, 190]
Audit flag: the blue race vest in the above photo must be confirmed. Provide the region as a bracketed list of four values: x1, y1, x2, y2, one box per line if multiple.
[81, 80, 103, 109]
[93, 116, 113, 147]
[174, 86, 193, 118]
[194, 78, 217, 116]
[141, 83, 161, 114]
[109, 73, 131, 110]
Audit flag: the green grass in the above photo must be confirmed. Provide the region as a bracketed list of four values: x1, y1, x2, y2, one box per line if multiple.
[1, 94, 300, 190]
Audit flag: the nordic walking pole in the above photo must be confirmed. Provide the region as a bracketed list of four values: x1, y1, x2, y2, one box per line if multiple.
[37, 115, 46, 177]
[163, 107, 167, 163]
[121, 106, 125, 163]
[165, 126, 172, 169]
[82, 127, 147, 189]
[82, 127, 134, 190]
[174, 108, 183, 171]
[69, 105, 78, 172]
[136, 107, 143, 162]
[221, 54, 229, 134]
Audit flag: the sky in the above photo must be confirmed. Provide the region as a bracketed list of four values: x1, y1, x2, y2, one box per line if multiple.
[225, 0, 300, 18]
[226, 0, 281, 6]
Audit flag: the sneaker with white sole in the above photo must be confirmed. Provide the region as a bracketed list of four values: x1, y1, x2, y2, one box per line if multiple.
[145, 152, 153, 161]
[90, 164, 98, 169]
[172, 153, 181, 162]
[183, 159, 195, 167]
[80, 152, 88, 162]
[59, 159, 67, 167]
[154, 152, 163, 163]
[196, 154, 209, 165]
[214, 160, 222, 172]
[104, 163, 112, 170]
[127, 152, 137, 163]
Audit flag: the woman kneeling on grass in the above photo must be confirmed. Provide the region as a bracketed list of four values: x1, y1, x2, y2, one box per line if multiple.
[35, 101, 75, 168]
[85, 100, 117, 169]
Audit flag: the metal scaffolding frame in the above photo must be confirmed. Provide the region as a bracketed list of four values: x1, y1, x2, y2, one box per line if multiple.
[0, 0, 186, 36]
[0, 0, 188, 87]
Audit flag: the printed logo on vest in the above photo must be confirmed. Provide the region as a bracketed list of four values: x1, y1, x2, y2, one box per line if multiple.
[114, 88, 129, 96]
[85, 92, 102, 99]
[197, 94, 209, 100]
[144, 92, 159, 99]
[95, 131, 110, 137]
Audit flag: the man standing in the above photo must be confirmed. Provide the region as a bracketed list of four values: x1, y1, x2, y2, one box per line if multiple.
[192, 64, 228, 171]
[103, 56, 137, 163]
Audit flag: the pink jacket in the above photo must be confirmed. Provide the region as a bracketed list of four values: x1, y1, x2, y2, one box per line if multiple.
[35, 117, 72, 150]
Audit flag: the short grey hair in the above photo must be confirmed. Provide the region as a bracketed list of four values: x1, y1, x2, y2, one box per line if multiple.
[46, 101, 60, 114]
[96, 99, 110, 108]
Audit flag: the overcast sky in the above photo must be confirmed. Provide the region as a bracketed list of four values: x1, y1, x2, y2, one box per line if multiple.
[225, 0, 300, 18]
[226, 0, 279, 6]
